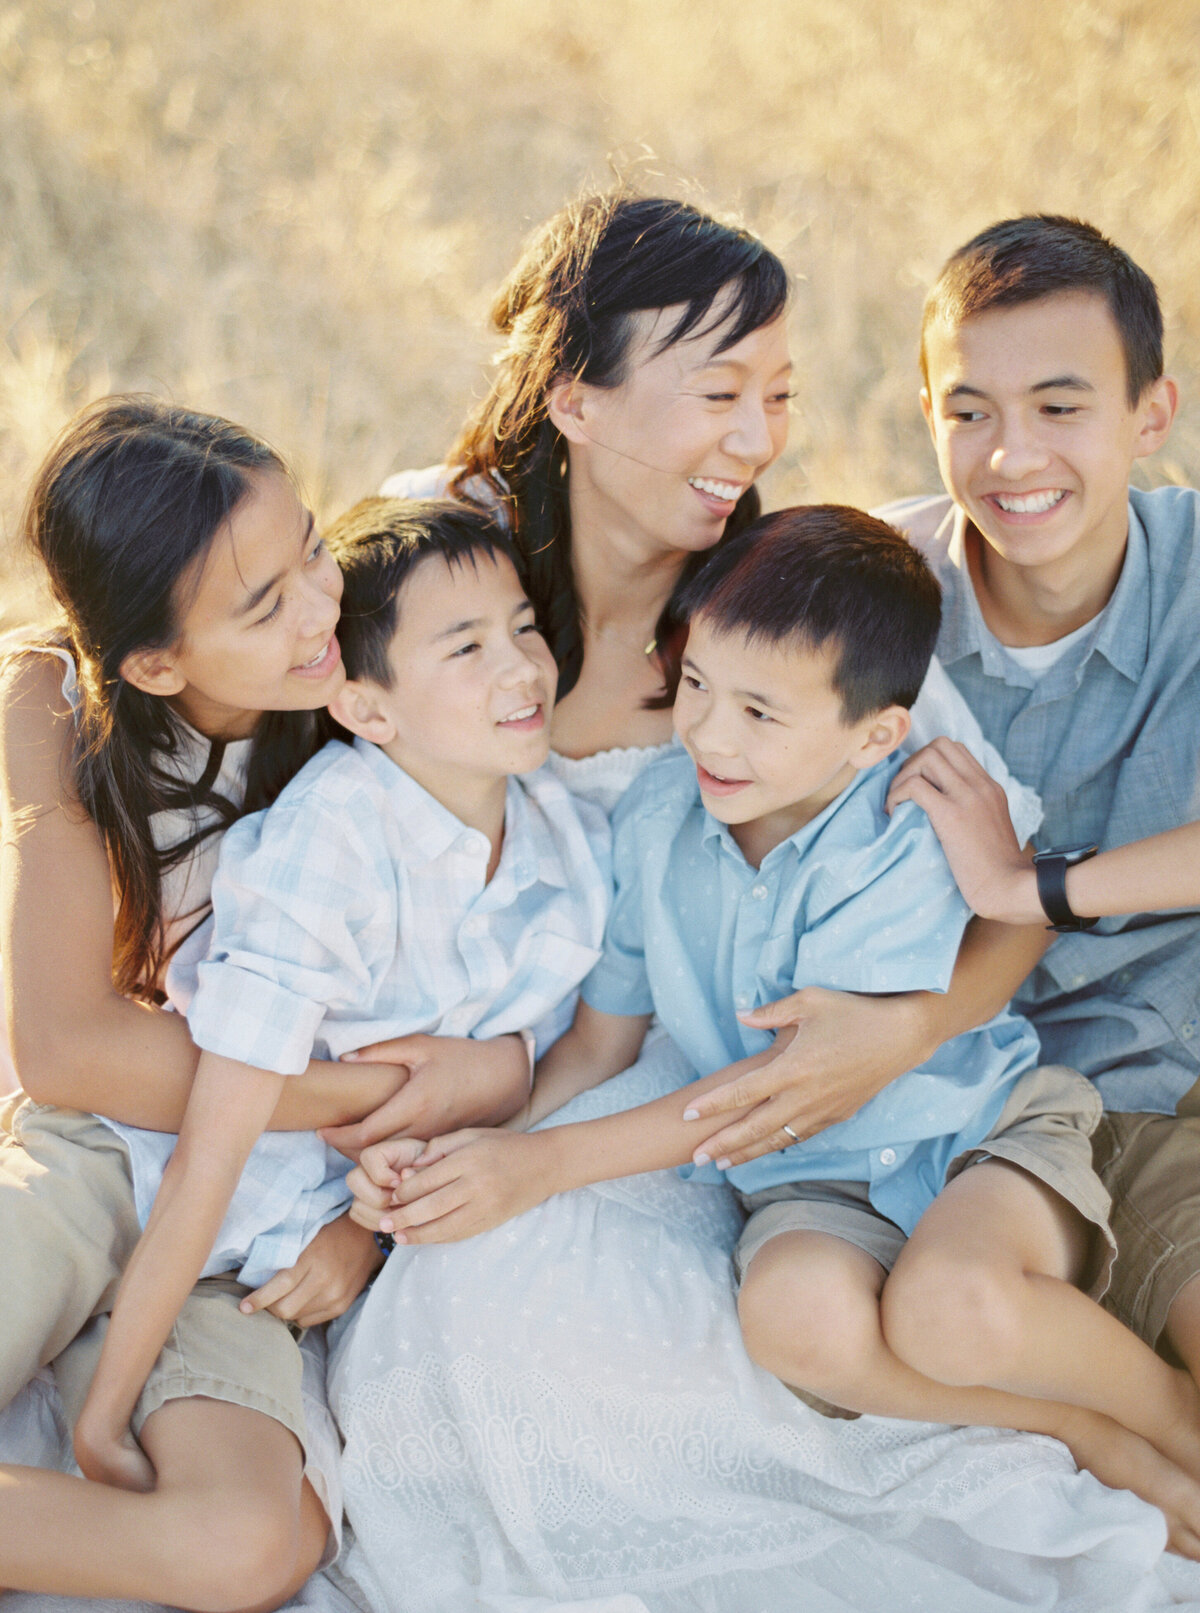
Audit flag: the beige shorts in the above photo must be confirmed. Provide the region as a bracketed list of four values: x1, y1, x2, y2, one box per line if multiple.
[734, 1064, 1115, 1300]
[0, 1095, 308, 1453]
[1092, 1073, 1200, 1352]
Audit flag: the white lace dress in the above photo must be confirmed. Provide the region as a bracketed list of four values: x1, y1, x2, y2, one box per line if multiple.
[324, 744, 1200, 1613]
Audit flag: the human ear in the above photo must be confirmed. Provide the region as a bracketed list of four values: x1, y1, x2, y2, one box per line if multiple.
[119, 648, 186, 697]
[545, 376, 592, 446]
[1132, 375, 1179, 462]
[919, 387, 936, 442]
[327, 680, 397, 744]
[848, 705, 912, 771]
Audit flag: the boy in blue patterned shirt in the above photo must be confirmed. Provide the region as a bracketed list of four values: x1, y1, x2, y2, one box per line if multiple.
[360, 505, 1200, 1547]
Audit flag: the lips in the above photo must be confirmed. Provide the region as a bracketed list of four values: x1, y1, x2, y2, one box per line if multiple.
[688, 476, 747, 516]
[496, 702, 545, 732]
[695, 761, 751, 797]
[986, 489, 1070, 517]
[290, 636, 341, 678]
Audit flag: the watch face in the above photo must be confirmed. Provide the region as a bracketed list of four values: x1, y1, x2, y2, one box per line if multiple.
[1035, 844, 1098, 865]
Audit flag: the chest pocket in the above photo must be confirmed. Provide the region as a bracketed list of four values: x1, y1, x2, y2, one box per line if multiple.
[1042, 741, 1187, 852]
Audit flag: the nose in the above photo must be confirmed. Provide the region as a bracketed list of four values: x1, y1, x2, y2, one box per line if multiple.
[497, 634, 544, 690]
[296, 565, 340, 638]
[724, 393, 776, 470]
[988, 413, 1052, 480]
[684, 698, 737, 758]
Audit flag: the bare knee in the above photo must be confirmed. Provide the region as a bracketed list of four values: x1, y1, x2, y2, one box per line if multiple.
[739, 1235, 882, 1394]
[157, 1491, 302, 1613]
[882, 1247, 1026, 1386]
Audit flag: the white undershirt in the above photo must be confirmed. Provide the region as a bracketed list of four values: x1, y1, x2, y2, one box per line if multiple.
[992, 613, 1100, 676]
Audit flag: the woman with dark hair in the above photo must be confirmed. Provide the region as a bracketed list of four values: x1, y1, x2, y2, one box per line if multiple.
[319, 195, 1143, 1613]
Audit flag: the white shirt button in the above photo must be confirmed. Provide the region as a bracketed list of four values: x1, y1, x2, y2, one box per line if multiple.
[735, 992, 752, 1010]
[751, 883, 769, 900]
[879, 1147, 897, 1166]
[470, 834, 490, 857]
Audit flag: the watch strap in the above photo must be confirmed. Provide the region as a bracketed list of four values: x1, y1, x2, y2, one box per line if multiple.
[1033, 847, 1099, 932]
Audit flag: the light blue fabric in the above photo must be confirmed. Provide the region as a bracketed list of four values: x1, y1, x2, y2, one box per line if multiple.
[881, 489, 1200, 1115]
[104, 737, 610, 1288]
[581, 746, 1040, 1233]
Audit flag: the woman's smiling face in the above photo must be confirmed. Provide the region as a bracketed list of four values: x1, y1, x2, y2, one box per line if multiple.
[553, 298, 793, 560]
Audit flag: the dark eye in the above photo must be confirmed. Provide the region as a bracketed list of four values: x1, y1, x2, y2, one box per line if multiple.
[682, 673, 705, 692]
[306, 537, 326, 563]
[515, 620, 542, 637]
[1042, 404, 1079, 417]
[256, 596, 284, 625]
[451, 641, 481, 657]
[745, 706, 772, 723]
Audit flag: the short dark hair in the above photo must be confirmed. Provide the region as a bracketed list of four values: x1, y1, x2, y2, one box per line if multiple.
[323, 497, 520, 686]
[921, 215, 1162, 407]
[676, 505, 942, 722]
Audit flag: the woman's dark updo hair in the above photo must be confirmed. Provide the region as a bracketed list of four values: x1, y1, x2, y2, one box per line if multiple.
[449, 192, 789, 701]
[23, 395, 323, 998]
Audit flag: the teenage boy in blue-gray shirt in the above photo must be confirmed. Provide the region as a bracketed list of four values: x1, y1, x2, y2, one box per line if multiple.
[880, 218, 1200, 1427]
[352, 507, 1200, 1551]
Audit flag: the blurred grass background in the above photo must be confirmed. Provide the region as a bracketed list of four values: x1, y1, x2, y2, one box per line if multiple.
[2, 0, 1199, 628]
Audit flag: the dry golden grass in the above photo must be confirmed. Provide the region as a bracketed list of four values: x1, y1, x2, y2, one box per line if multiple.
[3, 0, 1199, 628]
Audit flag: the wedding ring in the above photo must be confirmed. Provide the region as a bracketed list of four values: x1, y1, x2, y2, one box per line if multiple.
[780, 1123, 800, 1147]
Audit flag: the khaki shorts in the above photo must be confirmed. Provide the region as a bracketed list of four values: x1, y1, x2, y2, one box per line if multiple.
[0, 1095, 308, 1453]
[1092, 1073, 1200, 1352]
[734, 1064, 1115, 1301]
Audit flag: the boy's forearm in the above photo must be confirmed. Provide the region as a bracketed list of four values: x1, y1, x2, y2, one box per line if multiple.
[909, 916, 1050, 1060]
[529, 1051, 768, 1193]
[83, 1056, 285, 1427]
[523, 1006, 650, 1129]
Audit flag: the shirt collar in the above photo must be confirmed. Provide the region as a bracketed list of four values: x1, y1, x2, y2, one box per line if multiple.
[499, 774, 571, 892]
[939, 498, 1150, 686]
[352, 737, 481, 866]
[697, 761, 883, 868]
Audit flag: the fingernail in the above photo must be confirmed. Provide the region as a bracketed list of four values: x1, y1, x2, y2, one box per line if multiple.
[683, 1107, 699, 1121]
[693, 1151, 711, 1165]
[715, 1157, 732, 1171]
[239, 1300, 252, 1313]
[380, 1218, 393, 1233]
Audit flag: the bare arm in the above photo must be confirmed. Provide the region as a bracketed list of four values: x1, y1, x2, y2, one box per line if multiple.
[347, 1046, 766, 1245]
[518, 1000, 651, 1128]
[74, 1050, 284, 1488]
[1, 656, 406, 1129]
[889, 736, 1200, 922]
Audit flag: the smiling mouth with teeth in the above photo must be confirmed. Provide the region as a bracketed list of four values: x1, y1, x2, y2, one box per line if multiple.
[689, 477, 745, 502]
[990, 490, 1069, 515]
[498, 704, 540, 725]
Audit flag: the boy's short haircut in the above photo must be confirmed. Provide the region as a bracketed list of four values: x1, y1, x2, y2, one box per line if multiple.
[921, 215, 1163, 407]
[324, 497, 521, 686]
[676, 505, 942, 722]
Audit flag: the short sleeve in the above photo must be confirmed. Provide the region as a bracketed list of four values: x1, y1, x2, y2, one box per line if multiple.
[187, 794, 391, 1075]
[579, 790, 654, 1019]
[790, 800, 972, 998]
[908, 655, 1043, 845]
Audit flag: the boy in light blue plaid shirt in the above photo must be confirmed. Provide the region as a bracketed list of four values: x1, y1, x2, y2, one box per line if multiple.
[71, 497, 609, 1493]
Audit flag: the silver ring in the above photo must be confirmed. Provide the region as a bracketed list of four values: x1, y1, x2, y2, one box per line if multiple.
[780, 1123, 800, 1146]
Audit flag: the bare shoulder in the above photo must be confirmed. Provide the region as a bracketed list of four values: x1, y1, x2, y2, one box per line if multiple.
[0, 649, 80, 820]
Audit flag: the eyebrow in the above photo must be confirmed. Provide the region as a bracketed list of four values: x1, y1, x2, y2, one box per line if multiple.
[433, 596, 535, 641]
[237, 511, 316, 616]
[942, 374, 1095, 402]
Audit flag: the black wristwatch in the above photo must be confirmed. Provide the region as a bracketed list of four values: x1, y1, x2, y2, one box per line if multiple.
[1032, 844, 1099, 932]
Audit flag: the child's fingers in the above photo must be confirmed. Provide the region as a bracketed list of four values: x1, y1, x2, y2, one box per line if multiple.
[386, 1178, 470, 1232]
[348, 1196, 388, 1233]
[389, 1204, 481, 1245]
[389, 1155, 462, 1205]
[239, 1267, 299, 1315]
[346, 1161, 398, 1208]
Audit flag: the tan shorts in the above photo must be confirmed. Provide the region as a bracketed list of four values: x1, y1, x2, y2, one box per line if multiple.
[1092, 1073, 1200, 1352]
[0, 1095, 308, 1453]
[734, 1064, 1115, 1300]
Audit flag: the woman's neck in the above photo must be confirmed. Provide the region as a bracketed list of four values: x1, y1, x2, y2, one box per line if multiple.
[567, 491, 689, 644]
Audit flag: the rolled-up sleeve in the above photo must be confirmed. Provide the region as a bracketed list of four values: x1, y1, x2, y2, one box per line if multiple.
[580, 795, 654, 1018]
[188, 797, 389, 1074]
